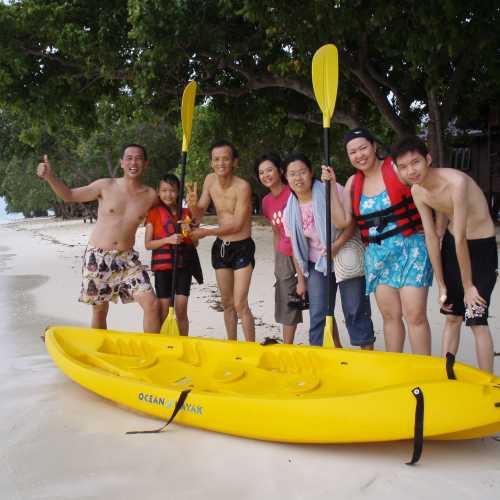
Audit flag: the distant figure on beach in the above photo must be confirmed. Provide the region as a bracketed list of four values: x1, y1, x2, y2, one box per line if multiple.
[393, 136, 498, 373]
[145, 174, 202, 335]
[187, 140, 255, 342]
[255, 152, 302, 344]
[36, 145, 160, 332]
[324, 128, 433, 355]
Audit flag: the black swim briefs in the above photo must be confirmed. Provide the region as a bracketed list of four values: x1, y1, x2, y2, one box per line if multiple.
[440, 230, 498, 325]
[153, 268, 192, 299]
[211, 237, 255, 270]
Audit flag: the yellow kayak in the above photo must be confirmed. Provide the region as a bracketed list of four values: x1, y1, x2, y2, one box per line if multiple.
[44, 326, 500, 444]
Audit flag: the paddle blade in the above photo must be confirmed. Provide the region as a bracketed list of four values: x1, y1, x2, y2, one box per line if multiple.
[322, 316, 336, 348]
[160, 307, 180, 336]
[181, 80, 197, 152]
[312, 44, 339, 128]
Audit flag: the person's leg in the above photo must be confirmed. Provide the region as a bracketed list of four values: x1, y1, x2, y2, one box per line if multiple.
[275, 272, 301, 345]
[135, 291, 161, 333]
[442, 314, 462, 356]
[374, 284, 405, 352]
[158, 298, 171, 324]
[400, 286, 431, 355]
[282, 324, 297, 344]
[174, 295, 189, 336]
[338, 276, 375, 350]
[466, 236, 497, 373]
[215, 268, 238, 340]
[91, 302, 109, 329]
[153, 271, 171, 324]
[233, 264, 255, 342]
[439, 230, 466, 356]
[470, 325, 494, 373]
[306, 264, 329, 346]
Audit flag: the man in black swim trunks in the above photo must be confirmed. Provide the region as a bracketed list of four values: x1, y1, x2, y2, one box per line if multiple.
[188, 140, 256, 342]
[393, 136, 498, 373]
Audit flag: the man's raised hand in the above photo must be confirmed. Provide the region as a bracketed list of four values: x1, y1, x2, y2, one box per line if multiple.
[185, 181, 198, 208]
[37, 155, 52, 180]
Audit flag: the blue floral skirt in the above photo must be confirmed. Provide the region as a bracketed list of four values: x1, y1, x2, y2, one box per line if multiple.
[364, 232, 433, 294]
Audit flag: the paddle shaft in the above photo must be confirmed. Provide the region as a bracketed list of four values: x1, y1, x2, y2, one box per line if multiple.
[324, 127, 334, 317]
[169, 150, 188, 302]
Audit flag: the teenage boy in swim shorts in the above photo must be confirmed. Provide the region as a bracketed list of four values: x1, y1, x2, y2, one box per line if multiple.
[187, 140, 255, 342]
[393, 136, 498, 372]
[36, 145, 160, 332]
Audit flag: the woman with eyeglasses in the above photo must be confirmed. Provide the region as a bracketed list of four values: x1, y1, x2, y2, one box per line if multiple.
[283, 153, 375, 348]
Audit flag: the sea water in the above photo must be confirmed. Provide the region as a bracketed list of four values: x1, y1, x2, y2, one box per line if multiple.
[0, 197, 24, 224]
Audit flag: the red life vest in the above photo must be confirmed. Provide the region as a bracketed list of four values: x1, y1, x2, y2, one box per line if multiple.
[351, 157, 422, 245]
[150, 207, 193, 271]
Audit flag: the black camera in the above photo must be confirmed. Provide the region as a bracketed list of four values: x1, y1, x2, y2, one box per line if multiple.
[288, 292, 309, 311]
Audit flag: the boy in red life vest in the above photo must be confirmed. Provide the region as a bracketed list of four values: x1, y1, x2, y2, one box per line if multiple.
[145, 174, 201, 335]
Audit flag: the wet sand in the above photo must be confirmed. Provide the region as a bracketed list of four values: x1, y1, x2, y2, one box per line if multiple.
[1, 218, 499, 499]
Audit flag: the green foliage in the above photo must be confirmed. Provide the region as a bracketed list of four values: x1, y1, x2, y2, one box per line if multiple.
[0, 107, 180, 213]
[1, 0, 499, 214]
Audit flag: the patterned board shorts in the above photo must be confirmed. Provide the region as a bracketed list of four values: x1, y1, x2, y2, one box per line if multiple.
[79, 247, 153, 306]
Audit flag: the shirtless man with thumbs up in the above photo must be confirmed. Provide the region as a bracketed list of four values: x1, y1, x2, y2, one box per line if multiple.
[187, 140, 256, 342]
[36, 144, 161, 332]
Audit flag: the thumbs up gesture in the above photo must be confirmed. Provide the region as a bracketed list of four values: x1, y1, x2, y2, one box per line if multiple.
[185, 181, 198, 209]
[37, 155, 52, 180]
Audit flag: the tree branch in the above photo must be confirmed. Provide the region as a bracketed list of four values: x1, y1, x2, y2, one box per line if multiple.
[365, 61, 412, 125]
[288, 110, 359, 128]
[349, 49, 413, 137]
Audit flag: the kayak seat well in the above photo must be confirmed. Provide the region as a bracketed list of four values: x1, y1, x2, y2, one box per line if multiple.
[258, 350, 321, 375]
[95, 337, 158, 370]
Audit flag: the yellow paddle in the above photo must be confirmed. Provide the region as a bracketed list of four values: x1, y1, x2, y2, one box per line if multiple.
[311, 44, 339, 348]
[160, 81, 197, 336]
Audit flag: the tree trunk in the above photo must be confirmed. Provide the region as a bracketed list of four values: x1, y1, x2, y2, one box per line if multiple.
[427, 88, 447, 167]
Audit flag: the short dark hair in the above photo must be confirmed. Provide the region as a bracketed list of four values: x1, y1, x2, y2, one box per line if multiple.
[159, 174, 180, 191]
[282, 152, 313, 175]
[209, 140, 239, 159]
[392, 136, 429, 162]
[121, 143, 148, 161]
[254, 152, 286, 184]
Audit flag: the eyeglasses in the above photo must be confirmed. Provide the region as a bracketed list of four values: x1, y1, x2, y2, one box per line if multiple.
[287, 170, 310, 180]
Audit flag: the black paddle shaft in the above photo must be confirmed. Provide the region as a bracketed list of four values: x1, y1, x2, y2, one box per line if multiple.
[169, 151, 188, 303]
[324, 127, 334, 316]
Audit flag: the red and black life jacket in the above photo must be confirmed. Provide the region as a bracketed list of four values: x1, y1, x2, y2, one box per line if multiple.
[151, 207, 193, 272]
[351, 157, 422, 245]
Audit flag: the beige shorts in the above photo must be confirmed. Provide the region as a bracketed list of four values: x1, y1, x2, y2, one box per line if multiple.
[274, 251, 302, 326]
[79, 247, 153, 306]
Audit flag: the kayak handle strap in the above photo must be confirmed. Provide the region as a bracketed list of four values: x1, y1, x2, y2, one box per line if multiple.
[126, 389, 191, 435]
[406, 386, 424, 465]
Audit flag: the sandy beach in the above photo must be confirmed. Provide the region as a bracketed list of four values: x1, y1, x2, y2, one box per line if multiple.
[1, 217, 499, 500]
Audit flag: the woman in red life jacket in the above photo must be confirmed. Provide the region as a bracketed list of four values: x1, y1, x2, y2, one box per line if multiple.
[322, 128, 432, 355]
[145, 174, 197, 335]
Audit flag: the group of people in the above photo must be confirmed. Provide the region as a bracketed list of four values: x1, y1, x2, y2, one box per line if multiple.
[36, 129, 498, 373]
